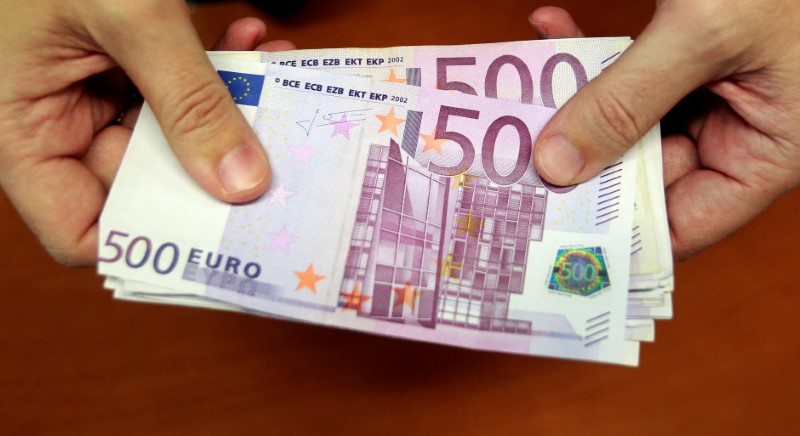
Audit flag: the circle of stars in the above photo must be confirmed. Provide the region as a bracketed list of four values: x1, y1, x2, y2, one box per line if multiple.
[226, 76, 251, 102]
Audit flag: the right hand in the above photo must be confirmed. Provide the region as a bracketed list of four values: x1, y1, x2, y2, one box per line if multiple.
[0, 0, 293, 266]
[529, 2, 800, 260]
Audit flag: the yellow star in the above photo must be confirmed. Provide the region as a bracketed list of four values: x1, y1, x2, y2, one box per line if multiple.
[419, 129, 448, 155]
[393, 282, 421, 309]
[294, 263, 325, 294]
[376, 107, 405, 136]
[383, 69, 406, 84]
[435, 253, 463, 279]
[226, 76, 251, 102]
[454, 211, 483, 238]
[450, 173, 467, 191]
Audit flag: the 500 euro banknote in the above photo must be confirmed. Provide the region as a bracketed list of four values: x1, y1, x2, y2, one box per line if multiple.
[210, 38, 673, 293]
[124, 40, 672, 319]
[100, 59, 641, 364]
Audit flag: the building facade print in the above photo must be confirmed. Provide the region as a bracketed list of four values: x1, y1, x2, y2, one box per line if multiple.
[339, 139, 547, 335]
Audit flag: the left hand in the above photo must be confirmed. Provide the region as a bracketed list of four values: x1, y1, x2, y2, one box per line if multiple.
[0, 14, 293, 266]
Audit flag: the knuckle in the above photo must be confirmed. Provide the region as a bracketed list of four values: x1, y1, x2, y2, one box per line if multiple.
[670, 233, 701, 262]
[589, 90, 645, 155]
[163, 77, 231, 141]
[663, 0, 747, 63]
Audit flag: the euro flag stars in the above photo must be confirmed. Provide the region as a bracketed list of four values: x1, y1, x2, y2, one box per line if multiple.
[294, 263, 325, 294]
[376, 107, 405, 136]
[340, 283, 371, 314]
[217, 70, 264, 107]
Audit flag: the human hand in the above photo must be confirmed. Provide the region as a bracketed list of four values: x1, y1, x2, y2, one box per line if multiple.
[529, 2, 800, 260]
[0, 1, 294, 266]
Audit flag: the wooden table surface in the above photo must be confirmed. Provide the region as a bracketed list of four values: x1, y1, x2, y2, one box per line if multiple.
[2, 1, 799, 434]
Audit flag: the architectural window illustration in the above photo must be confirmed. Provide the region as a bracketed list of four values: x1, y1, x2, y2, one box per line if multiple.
[339, 140, 547, 335]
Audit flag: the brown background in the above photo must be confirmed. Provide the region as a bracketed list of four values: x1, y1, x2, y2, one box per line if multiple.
[2, 1, 799, 434]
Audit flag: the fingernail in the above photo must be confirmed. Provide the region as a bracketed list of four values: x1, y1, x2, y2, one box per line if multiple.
[528, 15, 547, 38]
[218, 144, 268, 194]
[537, 135, 584, 185]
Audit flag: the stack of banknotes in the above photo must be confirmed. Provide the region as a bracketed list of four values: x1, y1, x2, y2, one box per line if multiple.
[99, 38, 673, 366]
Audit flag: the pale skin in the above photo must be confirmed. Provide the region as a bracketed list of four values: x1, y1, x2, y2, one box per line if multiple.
[2, 1, 799, 266]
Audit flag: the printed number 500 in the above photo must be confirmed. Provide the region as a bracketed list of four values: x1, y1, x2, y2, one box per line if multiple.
[98, 230, 180, 275]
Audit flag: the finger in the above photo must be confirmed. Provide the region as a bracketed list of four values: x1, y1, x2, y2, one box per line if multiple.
[256, 40, 297, 52]
[662, 134, 700, 187]
[528, 7, 584, 39]
[532, 7, 728, 186]
[82, 1, 271, 203]
[1, 155, 105, 266]
[212, 17, 296, 52]
[666, 169, 776, 261]
[213, 17, 268, 51]
[83, 125, 132, 189]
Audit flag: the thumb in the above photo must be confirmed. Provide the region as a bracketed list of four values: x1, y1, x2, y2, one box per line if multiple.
[85, 1, 271, 202]
[533, 7, 720, 186]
